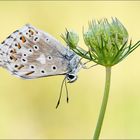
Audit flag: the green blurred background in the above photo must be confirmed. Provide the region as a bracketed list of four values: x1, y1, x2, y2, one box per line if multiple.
[0, 1, 140, 139]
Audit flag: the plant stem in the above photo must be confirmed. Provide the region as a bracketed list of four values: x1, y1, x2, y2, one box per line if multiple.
[93, 66, 111, 139]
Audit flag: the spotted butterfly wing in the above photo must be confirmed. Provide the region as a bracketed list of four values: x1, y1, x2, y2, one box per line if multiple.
[0, 24, 79, 79]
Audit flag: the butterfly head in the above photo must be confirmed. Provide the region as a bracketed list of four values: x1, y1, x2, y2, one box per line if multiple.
[65, 51, 81, 83]
[66, 73, 77, 83]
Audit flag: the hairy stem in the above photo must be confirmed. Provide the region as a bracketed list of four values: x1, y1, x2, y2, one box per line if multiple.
[93, 66, 111, 139]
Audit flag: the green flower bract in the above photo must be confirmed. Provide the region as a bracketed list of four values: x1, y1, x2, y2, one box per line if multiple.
[62, 18, 140, 66]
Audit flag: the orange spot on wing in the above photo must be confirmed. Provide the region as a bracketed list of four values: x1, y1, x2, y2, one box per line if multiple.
[17, 43, 21, 49]
[20, 36, 26, 43]
[22, 36, 26, 43]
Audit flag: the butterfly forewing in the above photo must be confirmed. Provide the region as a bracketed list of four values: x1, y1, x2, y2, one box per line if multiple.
[0, 24, 70, 79]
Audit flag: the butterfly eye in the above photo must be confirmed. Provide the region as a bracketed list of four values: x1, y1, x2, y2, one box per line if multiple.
[67, 74, 77, 83]
[51, 65, 57, 71]
[33, 45, 39, 51]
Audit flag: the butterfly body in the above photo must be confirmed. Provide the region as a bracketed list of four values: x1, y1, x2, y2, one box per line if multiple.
[0, 24, 80, 82]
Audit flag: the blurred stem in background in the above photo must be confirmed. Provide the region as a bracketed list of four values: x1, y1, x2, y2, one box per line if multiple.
[62, 18, 140, 139]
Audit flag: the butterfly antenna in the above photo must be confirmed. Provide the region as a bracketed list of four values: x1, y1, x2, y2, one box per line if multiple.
[56, 76, 66, 109]
[64, 78, 69, 103]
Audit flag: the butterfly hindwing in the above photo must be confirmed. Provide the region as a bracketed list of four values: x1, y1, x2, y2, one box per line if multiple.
[1, 24, 70, 79]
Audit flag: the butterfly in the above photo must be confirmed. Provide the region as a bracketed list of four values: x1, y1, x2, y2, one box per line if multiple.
[0, 24, 81, 107]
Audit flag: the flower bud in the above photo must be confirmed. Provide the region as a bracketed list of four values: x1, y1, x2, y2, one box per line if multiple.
[66, 30, 79, 48]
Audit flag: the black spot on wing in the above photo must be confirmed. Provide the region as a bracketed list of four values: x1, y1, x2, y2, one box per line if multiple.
[13, 30, 19, 34]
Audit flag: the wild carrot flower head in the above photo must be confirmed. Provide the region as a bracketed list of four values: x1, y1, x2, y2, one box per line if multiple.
[62, 18, 140, 66]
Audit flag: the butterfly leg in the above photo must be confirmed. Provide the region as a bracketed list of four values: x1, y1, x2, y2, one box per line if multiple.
[82, 61, 98, 69]
[76, 51, 90, 68]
